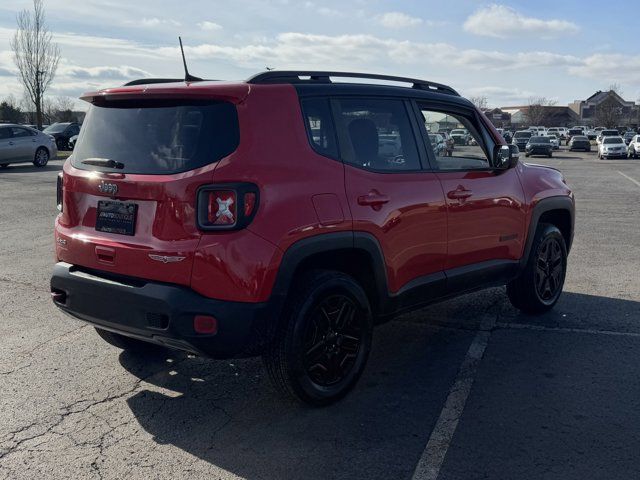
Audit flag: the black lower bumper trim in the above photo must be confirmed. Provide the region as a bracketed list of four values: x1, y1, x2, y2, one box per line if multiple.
[50, 262, 274, 358]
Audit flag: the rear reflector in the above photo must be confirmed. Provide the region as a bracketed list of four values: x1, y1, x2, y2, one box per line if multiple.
[194, 315, 218, 335]
[56, 173, 63, 212]
[206, 190, 237, 226]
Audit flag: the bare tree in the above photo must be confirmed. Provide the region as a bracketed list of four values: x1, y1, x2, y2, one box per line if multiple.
[608, 83, 623, 96]
[469, 96, 488, 110]
[526, 97, 557, 126]
[48, 96, 76, 122]
[11, 0, 60, 129]
[594, 95, 623, 128]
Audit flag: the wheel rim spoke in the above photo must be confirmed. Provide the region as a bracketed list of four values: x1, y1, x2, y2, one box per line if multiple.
[303, 294, 362, 386]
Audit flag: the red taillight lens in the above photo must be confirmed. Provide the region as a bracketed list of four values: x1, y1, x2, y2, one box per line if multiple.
[207, 190, 237, 226]
[56, 173, 63, 212]
[194, 315, 218, 334]
[197, 184, 259, 231]
[244, 192, 256, 216]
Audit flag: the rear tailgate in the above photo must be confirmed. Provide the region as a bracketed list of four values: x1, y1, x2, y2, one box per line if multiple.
[55, 163, 213, 286]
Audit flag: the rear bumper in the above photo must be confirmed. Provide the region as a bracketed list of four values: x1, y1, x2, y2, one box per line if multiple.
[50, 262, 275, 358]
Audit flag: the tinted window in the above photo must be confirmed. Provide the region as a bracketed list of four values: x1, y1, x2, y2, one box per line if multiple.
[44, 123, 70, 134]
[419, 107, 491, 171]
[603, 137, 622, 144]
[572, 136, 588, 141]
[333, 98, 421, 171]
[514, 131, 532, 138]
[602, 130, 618, 136]
[71, 99, 239, 174]
[11, 127, 34, 138]
[300, 98, 338, 158]
[0, 127, 12, 140]
[569, 129, 582, 135]
[530, 136, 550, 143]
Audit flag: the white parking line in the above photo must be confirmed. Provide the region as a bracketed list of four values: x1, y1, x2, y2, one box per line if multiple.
[497, 321, 640, 338]
[411, 315, 495, 480]
[618, 171, 640, 188]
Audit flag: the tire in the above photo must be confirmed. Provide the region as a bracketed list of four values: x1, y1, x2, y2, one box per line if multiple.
[507, 223, 567, 314]
[0, 164, 9, 169]
[94, 327, 165, 353]
[33, 147, 49, 167]
[263, 270, 373, 406]
[525, 153, 529, 157]
[548, 152, 552, 158]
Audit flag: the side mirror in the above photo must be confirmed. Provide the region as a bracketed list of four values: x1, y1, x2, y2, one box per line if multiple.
[493, 144, 519, 170]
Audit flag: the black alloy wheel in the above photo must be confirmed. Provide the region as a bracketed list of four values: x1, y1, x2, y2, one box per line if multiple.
[534, 236, 564, 304]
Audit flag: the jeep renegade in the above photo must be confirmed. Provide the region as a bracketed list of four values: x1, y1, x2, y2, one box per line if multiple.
[51, 71, 574, 405]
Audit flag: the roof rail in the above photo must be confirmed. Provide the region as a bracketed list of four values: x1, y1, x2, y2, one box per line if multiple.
[123, 78, 213, 86]
[246, 70, 460, 96]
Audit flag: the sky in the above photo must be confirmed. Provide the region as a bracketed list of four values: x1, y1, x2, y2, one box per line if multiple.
[0, 0, 639, 111]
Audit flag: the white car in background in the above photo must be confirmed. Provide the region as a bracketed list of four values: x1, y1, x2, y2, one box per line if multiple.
[0, 124, 58, 168]
[548, 134, 560, 150]
[598, 136, 627, 159]
[628, 135, 640, 158]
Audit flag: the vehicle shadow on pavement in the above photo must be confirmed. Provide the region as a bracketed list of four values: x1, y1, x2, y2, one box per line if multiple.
[120, 315, 477, 480]
[0, 163, 63, 174]
[119, 289, 639, 479]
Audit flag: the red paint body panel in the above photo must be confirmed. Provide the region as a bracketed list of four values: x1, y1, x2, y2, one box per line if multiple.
[344, 166, 447, 293]
[437, 168, 526, 269]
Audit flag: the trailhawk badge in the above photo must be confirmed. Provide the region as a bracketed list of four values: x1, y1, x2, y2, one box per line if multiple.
[148, 254, 186, 264]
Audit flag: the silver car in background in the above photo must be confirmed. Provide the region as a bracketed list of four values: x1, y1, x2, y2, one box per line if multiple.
[0, 124, 58, 168]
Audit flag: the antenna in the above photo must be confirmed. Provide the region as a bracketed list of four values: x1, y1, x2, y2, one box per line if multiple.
[178, 36, 202, 82]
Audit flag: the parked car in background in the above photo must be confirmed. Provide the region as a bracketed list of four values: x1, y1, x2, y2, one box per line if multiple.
[547, 127, 566, 143]
[0, 124, 57, 168]
[623, 131, 635, 145]
[502, 129, 513, 143]
[627, 135, 640, 158]
[43, 122, 81, 151]
[428, 133, 446, 156]
[596, 129, 620, 145]
[525, 136, 553, 158]
[68, 134, 79, 150]
[598, 136, 627, 159]
[567, 128, 584, 142]
[438, 131, 455, 156]
[548, 134, 560, 150]
[450, 128, 470, 145]
[513, 130, 533, 151]
[568, 135, 591, 152]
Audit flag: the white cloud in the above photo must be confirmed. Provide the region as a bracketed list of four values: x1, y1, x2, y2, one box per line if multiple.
[198, 21, 222, 31]
[569, 53, 640, 84]
[60, 65, 152, 80]
[463, 4, 579, 38]
[376, 12, 423, 28]
[128, 17, 181, 28]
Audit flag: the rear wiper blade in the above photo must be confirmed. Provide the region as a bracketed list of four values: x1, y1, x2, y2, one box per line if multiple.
[80, 158, 125, 169]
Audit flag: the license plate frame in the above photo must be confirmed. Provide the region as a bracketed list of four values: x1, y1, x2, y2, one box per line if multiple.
[95, 200, 138, 236]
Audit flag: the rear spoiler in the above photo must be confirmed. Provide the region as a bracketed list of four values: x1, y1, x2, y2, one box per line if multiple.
[80, 81, 250, 105]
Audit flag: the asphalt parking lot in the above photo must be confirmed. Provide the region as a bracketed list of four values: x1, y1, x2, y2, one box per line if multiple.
[1, 147, 639, 480]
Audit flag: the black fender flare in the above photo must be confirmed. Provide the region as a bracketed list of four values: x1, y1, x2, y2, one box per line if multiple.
[269, 231, 390, 315]
[521, 196, 575, 268]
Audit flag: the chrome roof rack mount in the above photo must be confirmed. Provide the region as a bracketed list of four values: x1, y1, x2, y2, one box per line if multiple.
[246, 70, 460, 96]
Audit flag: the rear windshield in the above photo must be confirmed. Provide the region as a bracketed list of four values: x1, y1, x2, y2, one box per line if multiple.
[569, 129, 582, 134]
[44, 123, 70, 134]
[602, 130, 618, 136]
[72, 99, 239, 174]
[572, 136, 588, 141]
[530, 136, 550, 143]
[603, 137, 622, 144]
[514, 131, 532, 138]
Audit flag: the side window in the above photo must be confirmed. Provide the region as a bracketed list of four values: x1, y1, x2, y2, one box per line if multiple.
[11, 127, 32, 138]
[0, 127, 12, 140]
[419, 107, 491, 171]
[300, 98, 338, 158]
[334, 98, 421, 171]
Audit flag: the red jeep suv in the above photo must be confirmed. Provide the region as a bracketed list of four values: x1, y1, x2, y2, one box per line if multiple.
[51, 71, 574, 405]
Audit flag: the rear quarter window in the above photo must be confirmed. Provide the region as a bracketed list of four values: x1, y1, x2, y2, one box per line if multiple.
[71, 99, 239, 175]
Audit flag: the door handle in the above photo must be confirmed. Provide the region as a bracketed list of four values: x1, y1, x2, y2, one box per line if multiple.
[357, 191, 390, 210]
[447, 186, 473, 200]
